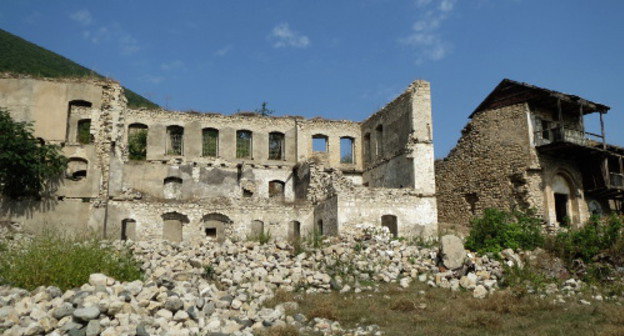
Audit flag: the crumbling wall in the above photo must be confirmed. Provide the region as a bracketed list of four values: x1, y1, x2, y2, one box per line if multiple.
[106, 199, 315, 242]
[296, 119, 362, 171]
[436, 103, 541, 227]
[361, 80, 435, 194]
[337, 188, 438, 238]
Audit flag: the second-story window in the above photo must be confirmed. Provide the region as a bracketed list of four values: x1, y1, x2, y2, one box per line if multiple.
[312, 134, 328, 152]
[77, 119, 93, 144]
[236, 130, 253, 159]
[375, 125, 383, 157]
[340, 137, 355, 164]
[166, 125, 184, 156]
[268, 132, 285, 160]
[363, 133, 371, 164]
[202, 128, 219, 157]
[128, 123, 148, 160]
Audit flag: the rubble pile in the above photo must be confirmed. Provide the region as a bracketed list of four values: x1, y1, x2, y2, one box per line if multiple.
[0, 225, 541, 336]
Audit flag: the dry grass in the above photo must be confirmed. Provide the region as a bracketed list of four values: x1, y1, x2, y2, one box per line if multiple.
[265, 281, 624, 336]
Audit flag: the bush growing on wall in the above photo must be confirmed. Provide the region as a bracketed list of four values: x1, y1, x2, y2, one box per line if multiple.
[465, 208, 544, 254]
[128, 129, 148, 160]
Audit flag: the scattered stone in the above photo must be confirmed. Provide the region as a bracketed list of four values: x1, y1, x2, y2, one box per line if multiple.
[473, 285, 488, 299]
[73, 306, 101, 322]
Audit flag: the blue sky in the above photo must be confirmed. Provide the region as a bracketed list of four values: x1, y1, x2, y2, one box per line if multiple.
[1, 0, 623, 157]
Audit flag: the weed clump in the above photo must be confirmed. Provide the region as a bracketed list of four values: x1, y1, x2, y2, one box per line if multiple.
[0, 231, 142, 290]
[248, 227, 272, 245]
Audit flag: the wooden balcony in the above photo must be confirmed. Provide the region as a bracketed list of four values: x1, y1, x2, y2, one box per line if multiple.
[534, 126, 602, 148]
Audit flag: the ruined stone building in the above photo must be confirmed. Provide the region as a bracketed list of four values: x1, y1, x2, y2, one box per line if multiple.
[437, 79, 624, 229]
[0, 74, 437, 242]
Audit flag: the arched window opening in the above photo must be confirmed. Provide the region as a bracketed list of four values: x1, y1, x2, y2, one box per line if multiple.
[363, 133, 371, 164]
[268, 132, 285, 160]
[161, 212, 189, 243]
[464, 193, 479, 216]
[290, 221, 301, 240]
[381, 214, 398, 238]
[121, 219, 136, 241]
[202, 128, 219, 157]
[375, 125, 383, 157]
[163, 176, 183, 200]
[588, 200, 603, 216]
[236, 130, 253, 159]
[77, 119, 93, 144]
[340, 137, 355, 164]
[202, 213, 230, 240]
[128, 123, 148, 160]
[166, 125, 184, 156]
[312, 134, 328, 152]
[250, 220, 265, 237]
[66, 158, 88, 181]
[268, 180, 285, 198]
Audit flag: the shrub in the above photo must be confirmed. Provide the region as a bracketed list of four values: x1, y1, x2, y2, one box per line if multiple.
[499, 264, 551, 291]
[306, 227, 324, 249]
[465, 208, 544, 254]
[0, 231, 142, 290]
[545, 214, 624, 265]
[128, 129, 147, 160]
[202, 264, 215, 280]
[290, 237, 305, 255]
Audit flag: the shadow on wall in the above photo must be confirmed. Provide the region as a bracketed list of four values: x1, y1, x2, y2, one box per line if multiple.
[0, 170, 66, 218]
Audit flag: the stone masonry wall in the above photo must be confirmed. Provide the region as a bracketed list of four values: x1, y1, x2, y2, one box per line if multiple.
[435, 103, 540, 227]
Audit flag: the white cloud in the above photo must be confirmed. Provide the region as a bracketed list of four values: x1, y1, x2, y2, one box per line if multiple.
[160, 60, 185, 71]
[214, 45, 233, 57]
[81, 23, 141, 56]
[69, 9, 93, 26]
[400, 0, 457, 64]
[269, 23, 310, 49]
[140, 74, 165, 84]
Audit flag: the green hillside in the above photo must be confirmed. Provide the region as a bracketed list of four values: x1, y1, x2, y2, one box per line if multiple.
[0, 29, 159, 109]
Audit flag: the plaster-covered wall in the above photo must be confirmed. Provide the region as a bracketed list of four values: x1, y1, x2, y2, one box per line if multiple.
[0, 77, 104, 142]
[361, 80, 435, 193]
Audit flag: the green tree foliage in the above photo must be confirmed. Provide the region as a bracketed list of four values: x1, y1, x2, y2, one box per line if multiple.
[128, 129, 148, 160]
[0, 28, 158, 109]
[0, 108, 67, 199]
[465, 208, 544, 254]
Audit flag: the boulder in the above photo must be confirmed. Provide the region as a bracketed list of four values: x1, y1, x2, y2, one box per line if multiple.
[439, 235, 466, 270]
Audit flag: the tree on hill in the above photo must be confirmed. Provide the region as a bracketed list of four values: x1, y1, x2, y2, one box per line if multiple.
[0, 108, 67, 199]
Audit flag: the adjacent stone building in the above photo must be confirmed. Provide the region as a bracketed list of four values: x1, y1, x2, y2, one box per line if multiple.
[437, 79, 624, 230]
[0, 74, 438, 241]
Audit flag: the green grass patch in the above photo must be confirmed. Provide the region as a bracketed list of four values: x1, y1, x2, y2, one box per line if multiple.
[0, 232, 142, 290]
